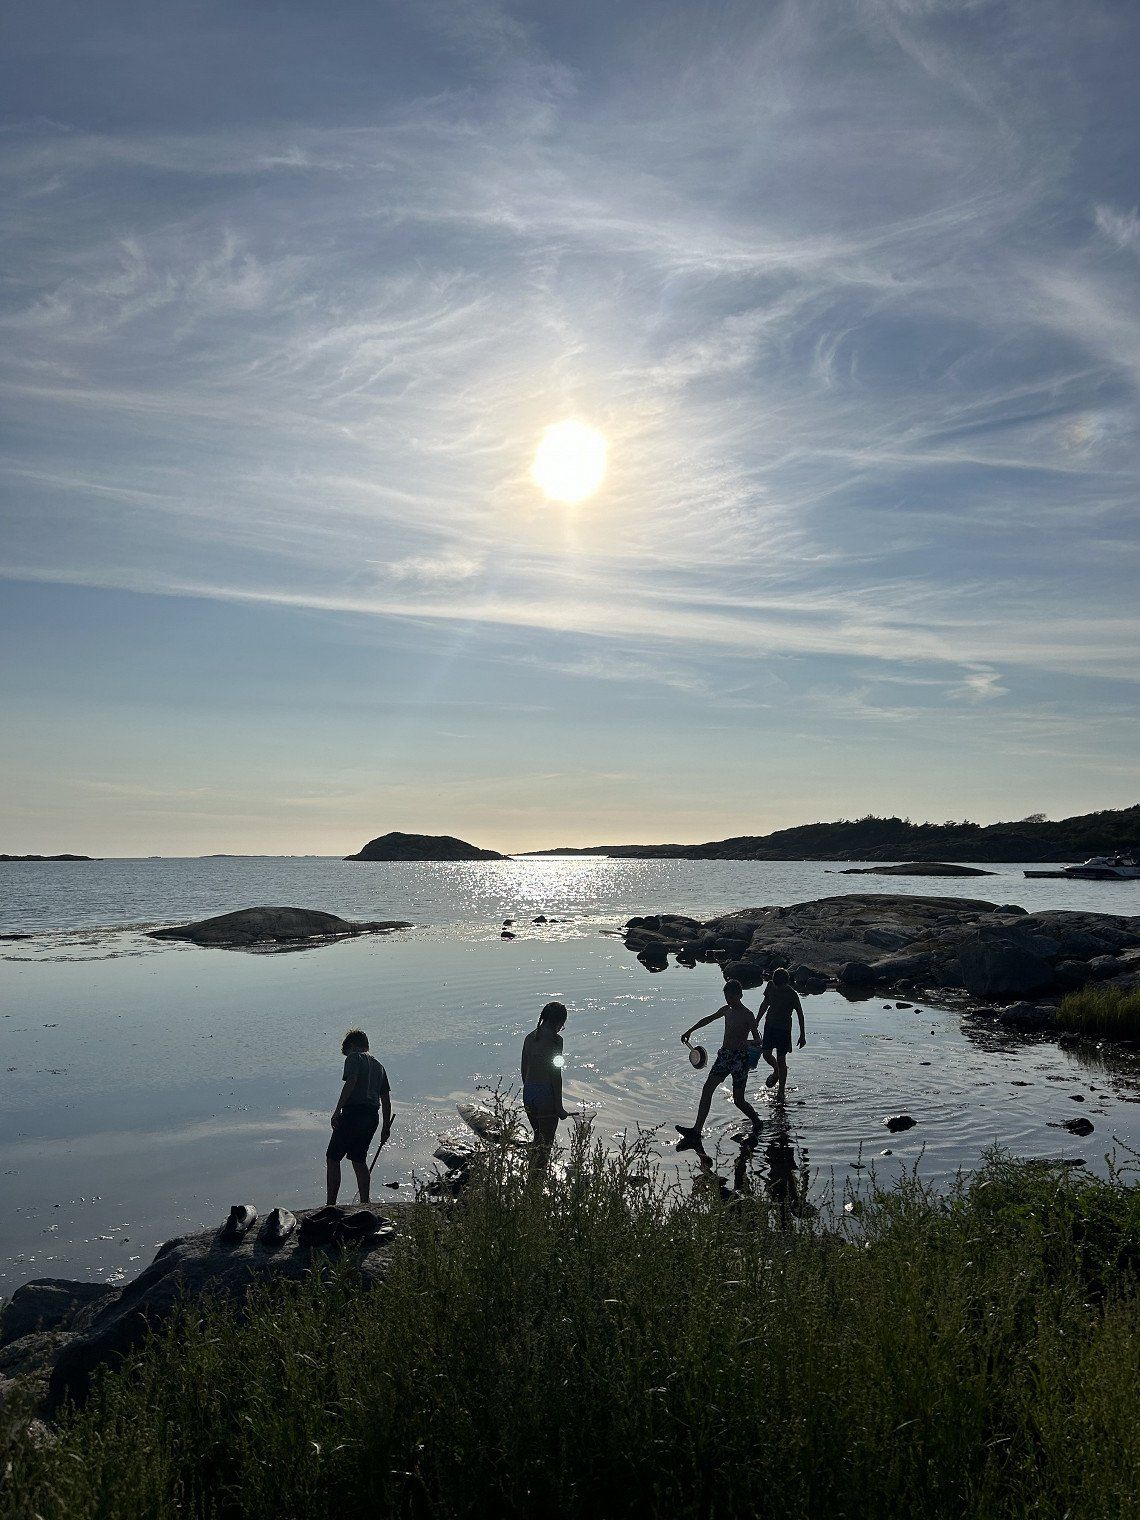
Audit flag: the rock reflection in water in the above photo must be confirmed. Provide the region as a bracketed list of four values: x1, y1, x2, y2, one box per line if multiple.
[688, 1116, 814, 1221]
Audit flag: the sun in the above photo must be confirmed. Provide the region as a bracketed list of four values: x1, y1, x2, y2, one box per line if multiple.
[531, 420, 607, 504]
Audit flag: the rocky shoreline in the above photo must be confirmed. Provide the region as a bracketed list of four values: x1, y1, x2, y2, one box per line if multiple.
[0, 1125, 486, 1430]
[0, 1205, 399, 1431]
[623, 893, 1140, 1023]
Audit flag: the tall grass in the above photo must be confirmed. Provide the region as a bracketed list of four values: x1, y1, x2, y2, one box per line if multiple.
[3, 1128, 1140, 1519]
[1057, 985, 1140, 1040]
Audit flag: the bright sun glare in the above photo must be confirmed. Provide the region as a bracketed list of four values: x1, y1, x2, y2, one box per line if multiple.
[531, 420, 607, 504]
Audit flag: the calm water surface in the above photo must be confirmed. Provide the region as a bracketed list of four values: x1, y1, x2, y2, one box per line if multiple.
[2, 857, 1138, 1291]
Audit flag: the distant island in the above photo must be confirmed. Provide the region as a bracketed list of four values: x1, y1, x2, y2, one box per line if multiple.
[527, 804, 1139, 864]
[837, 861, 994, 876]
[345, 831, 507, 862]
[0, 853, 95, 862]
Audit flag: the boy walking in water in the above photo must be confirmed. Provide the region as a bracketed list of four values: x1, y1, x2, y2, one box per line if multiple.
[326, 1029, 392, 1205]
[677, 979, 762, 1149]
[757, 968, 806, 1102]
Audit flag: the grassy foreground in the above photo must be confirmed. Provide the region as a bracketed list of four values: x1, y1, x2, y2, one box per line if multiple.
[3, 1131, 1140, 1520]
[1057, 985, 1140, 1041]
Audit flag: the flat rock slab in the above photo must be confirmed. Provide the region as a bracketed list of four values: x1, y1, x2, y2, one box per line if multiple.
[149, 906, 412, 948]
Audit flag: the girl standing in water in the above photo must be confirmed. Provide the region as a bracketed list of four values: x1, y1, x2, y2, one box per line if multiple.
[520, 1001, 569, 1152]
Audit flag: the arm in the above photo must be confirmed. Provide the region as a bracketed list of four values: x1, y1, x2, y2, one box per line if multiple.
[794, 992, 806, 1047]
[379, 1088, 393, 1144]
[681, 1010, 721, 1046]
[521, 1033, 530, 1084]
[332, 1073, 356, 1125]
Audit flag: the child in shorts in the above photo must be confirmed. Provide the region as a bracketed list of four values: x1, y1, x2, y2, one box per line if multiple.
[676, 979, 763, 1148]
[758, 968, 806, 1102]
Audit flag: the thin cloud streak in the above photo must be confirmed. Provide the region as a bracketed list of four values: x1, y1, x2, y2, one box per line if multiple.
[0, 0, 1137, 849]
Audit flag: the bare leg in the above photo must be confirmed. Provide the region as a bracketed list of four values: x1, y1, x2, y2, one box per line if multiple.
[351, 1159, 371, 1204]
[326, 1158, 341, 1206]
[732, 1082, 762, 1131]
[527, 1109, 559, 1168]
[692, 1072, 722, 1135]
[762, 1048, 778, 1088]
[776, 1052, 788, 1102]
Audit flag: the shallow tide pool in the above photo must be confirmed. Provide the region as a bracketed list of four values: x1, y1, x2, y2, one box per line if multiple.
[3, 909, 1138, 1291]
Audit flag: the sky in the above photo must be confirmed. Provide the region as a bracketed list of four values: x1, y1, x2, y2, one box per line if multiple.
[1, 0, 1137, 856]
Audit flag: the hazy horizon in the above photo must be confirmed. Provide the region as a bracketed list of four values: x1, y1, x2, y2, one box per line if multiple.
[4, 801, 1136, 861]
[3, 1, 1138, 856]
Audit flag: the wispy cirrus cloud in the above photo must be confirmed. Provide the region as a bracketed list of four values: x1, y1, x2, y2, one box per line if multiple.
[0, 0, 1137, 850]
[1095, 203, 1140, 253]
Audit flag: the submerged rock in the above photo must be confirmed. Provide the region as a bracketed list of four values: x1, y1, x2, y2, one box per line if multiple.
[1062, 1117, 1095, 1137]
[149, 907, 411, 949]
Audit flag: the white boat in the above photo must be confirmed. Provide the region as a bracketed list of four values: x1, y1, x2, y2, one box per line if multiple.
[1060, 855, 1140, 880]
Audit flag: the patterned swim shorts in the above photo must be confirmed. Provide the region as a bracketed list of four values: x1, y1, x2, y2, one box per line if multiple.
[709, 1047, 750, 1086]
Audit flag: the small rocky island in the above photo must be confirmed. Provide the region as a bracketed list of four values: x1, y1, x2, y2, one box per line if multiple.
[623, 894, 1140, 1004]
[149, 906, 411, 948]
[838, 862, 994, 877]
[346, 831, 507, 862]
[0, 853, 95, 861]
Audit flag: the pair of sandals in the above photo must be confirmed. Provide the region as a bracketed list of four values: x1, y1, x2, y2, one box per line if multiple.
[297, 1206, 393, 1250]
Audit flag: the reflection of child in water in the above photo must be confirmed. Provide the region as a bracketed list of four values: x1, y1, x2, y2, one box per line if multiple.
[764, 1132, 803, 1217]
[758, 968, 806, 1101]
[694, 1123, 811, 1220]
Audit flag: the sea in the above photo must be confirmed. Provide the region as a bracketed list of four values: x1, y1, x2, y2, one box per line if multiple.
[2, 856, 1138, 1293]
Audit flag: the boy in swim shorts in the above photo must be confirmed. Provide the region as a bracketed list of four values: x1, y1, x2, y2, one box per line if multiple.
[757, 968, 806, 1103]
[326, 1029, 392, 1205]
[676, 979, 762, 1149]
